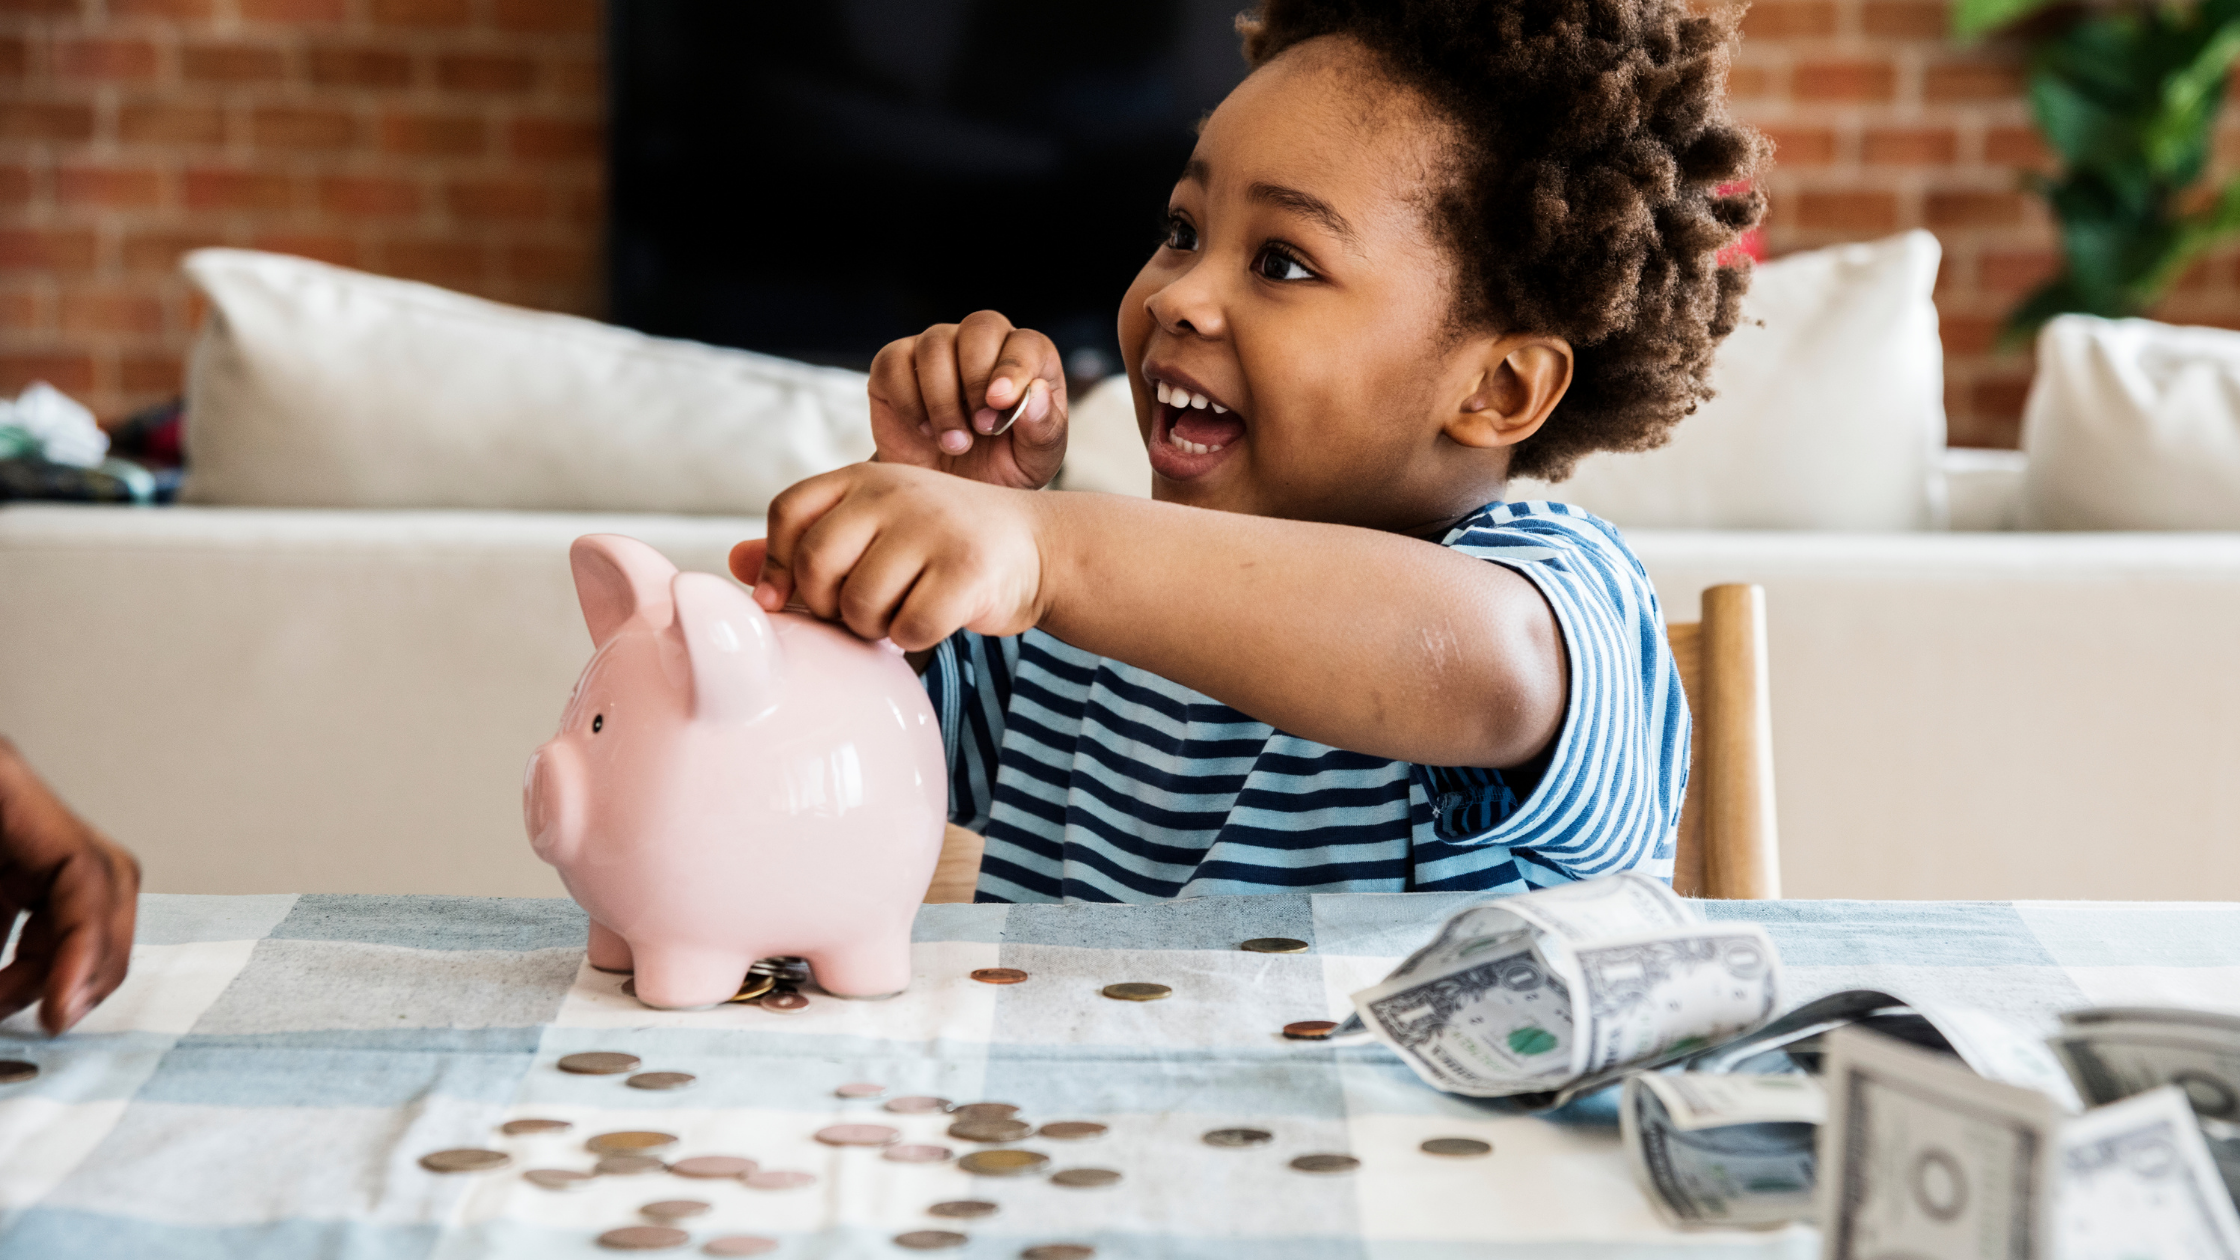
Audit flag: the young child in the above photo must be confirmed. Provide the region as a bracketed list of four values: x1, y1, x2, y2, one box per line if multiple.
[731, 0, 1765, 903]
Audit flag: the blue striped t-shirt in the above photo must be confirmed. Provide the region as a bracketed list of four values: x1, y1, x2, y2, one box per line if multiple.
[923, 499, 1688, 903]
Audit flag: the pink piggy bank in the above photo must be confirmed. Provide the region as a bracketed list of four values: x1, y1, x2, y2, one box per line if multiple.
[523, 533, 947, 1009]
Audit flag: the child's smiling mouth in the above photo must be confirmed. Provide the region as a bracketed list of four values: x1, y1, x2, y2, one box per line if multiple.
[1146, 369, 1247, 478]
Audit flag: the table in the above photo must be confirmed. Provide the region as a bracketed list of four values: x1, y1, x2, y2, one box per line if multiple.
[4, 891, 2238, 1259]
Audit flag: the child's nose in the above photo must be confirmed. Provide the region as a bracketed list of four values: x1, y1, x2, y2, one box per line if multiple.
[1145, 274, 1226, 339]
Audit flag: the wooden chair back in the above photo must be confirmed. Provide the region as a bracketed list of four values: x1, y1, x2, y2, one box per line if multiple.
[1665, 584, 1781, 899]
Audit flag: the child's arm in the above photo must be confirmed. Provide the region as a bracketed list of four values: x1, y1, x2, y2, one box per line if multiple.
[738, 464, 1567, 772]
[866, 312, 1069, 491]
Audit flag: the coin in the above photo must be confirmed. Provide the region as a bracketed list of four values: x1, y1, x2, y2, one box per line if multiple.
[1037, 1121, 1107, 1141]
[1021, 1247, 1096, 1260]
[0, 1061, 36, 1085]
[1101, 982, 1171, 1001]
[970, 968, 1029, 984]
[559, 1051, 642, 1075]
[641, 1199, 712, 1221]
[883, 1144, 954, 1163]
[729, 974, 776, 1003]
[597, 1226, 689, 1251]
[627, 1072, 697, 1091]
[893, 1232, 968, 1251]
[419, 1148, 510, 1173]
[499, 1118, 573, 1136]
[1049, 1167, 1121, 1188]
[701, 1238, 779, 1257]
[669, 1155, 756, 1179]
[1290, 1153, 1360, 1174]
[622, 978, 635, 997]
[588, 1131, 680, 1155]
[1282, 1021, 1340, 1040]
[958, 1149, 1049, 1176]
[951, 1102, 1020, 1120]
[927, 1200, 1000, 1219]
[1202, 1128, 1274, 1148]
[761, 991, 810, 1013]
[743, 1169, 817, 1190]
[523, 1168, 595, 1191]
[948, 1118, 1032, 1143]
[749, 956, 811, 982]
[835, 1081, 887, 1099]
[1420, 1137, 1493, 1158]
[885, 1095, 952, 1114]
[596, 1154, 668, 1176]
[815, 1123, 900, 1147]
[1239, 937, 1310, 954]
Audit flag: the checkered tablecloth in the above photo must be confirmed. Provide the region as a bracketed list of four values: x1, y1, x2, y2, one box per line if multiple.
[4, 891, 2237, 1259]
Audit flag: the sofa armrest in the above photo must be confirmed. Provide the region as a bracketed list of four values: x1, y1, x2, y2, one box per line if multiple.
[1940, 447, 2026, 532]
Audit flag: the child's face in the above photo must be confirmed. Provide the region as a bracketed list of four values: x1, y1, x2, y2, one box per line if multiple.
[1118, 37, 1510, 532]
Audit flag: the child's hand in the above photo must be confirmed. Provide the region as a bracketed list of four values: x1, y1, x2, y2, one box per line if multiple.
[730, 464, 1049, 652]
[869, 312, 1068, 490]
[0, 737, 140, 1035]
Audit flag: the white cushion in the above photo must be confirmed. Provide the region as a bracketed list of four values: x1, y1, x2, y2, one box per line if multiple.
[1509, 230, 1948, 530]
[180, 249, 873, 514]
[2021, 314, 2240, 530]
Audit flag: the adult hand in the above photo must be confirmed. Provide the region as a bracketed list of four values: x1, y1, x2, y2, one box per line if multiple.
[0, 738, 140, 1034]
[868, 310, 1068, 490]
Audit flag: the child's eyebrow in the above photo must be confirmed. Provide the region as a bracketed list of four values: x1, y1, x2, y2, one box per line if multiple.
[1181, 157, 1363, 256]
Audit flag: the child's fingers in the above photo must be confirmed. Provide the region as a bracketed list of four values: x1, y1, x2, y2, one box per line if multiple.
[888, 566, 986, 655]
[912, 326, 975, 457]
[866, 338, 936, 462]
[955, 311, 1022, 435]
[978, 327, 1063, 434]
[755, 471, 858, 610]
[833, 535, 931, 644]
[1007, 379, 1067, 485]
[728, 539, 769, 586]
[784, 497, 886, 624]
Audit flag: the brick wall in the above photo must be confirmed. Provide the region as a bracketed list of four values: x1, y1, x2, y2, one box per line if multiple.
[0, 0, 602, 423]
[1724, 0, 2240, 448]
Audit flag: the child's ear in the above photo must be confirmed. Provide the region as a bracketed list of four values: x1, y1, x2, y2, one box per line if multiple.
[1445, 335, 1573, 450]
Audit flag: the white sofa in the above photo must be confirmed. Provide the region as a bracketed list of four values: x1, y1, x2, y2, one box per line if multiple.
[4, 242, 2238, 902]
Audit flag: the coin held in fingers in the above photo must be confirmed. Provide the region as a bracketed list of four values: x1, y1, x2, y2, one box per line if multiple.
[1101, 982, 1171, 1002]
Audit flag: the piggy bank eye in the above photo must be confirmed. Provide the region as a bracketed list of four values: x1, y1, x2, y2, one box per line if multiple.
[591, 714, 604, 734]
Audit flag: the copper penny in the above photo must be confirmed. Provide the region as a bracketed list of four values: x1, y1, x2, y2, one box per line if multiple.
[927, 1200, 999, 1219]
[970, 968, 1029, 985]
[523, 1168, 595, 1191]
[885, 1096, 953, 1114]
[0, 1061, 36, 1085]
[419, 1148, 510, 1173]
[834, 1081, 887, 1099]
[1021, 1248, 1096, 1260]
[894, 1231, 968, 1250]
[1291, 1153, 1361, 1174]
[815, 1123, 900, 1147]
[1420, 1137, 1494, 1158]
[597, 1226, 689, 1251]
[951, 1102, 1020, 1120]
[701, 1238, 780, 1257]
[883, 1143, 954, 1163]
[1037, 1121, 1107, 1141]
[558, 1051, 642, 1075]
[948, 1118, 1031, 1143]
[588, 1131, 679, 1155]
[596, 1154, 668, 1176]
[761, 992, 810, 1013]
[499, 1118, 573, 1136]
[1050, 1167, 1122, 1188]
[743, 1169, 817, 1190]
[669, 1155, 756, 1179]
[641, 1199, 712, 1221]
[1283, 1021, 1340, 1040]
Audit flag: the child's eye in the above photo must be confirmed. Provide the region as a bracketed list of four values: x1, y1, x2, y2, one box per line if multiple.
[1164, 215, 1199, 252]
[1255, 245, 1316, 282]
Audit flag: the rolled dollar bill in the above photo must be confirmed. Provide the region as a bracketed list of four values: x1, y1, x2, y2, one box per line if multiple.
[1621, 1071, 1824, 1228]
[2053, 1006, 2240, 1121]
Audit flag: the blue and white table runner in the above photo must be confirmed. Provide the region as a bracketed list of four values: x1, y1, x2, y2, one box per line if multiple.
[4, 892, 2237, 1259]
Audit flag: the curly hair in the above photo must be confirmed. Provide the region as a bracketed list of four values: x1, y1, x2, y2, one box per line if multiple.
[1240, 0, 1767, 481]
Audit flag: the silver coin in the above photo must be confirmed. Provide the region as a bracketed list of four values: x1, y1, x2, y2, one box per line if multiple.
[957, 1149, 1048, 1176]
[815, 1123, 900, 1147]
[883, 1143, 954, 1164]
[894, 1231, 969, 1250]
[419, 1148, 510, 1173]
[596, 1153, 669, 1176]
[1021, 1247, 1096, 1260]
[761, 991, 810, 1013]
[0, 1061, 37, 1085]
[1037, 1121, 1107, 1141]
[627, 1072, 697, 1091]
[1290, 1153, 1361, 1174]
[1420, 1137, 1493, 1158]
[500, 1118, 573, 1136]
[1239, 937, 1311, 954]
[588, 1131, 680, 1156]
[1202, 1128, 1274, 1148]
[669, 1155, 757, 1179]
[948, 1117, 1032, 1143]
[523, 1168, 595, 1191]
[597, 1225, 690, 1251]
[559, 1051, 642, 1075]
[641, 1199, 712, 1221]
[951, 1102, 1020, 1120]
[1049, 1167, 1122, 1188]
[835, 1081, 887, 1099]
[886, 1095, 953, 1114]
[743, 1169, 817, 1190]
[701, 1237, 780, 1257]
[927, 1200, 1000, 1219]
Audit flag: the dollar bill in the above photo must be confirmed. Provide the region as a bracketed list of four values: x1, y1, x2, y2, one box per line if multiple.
[1818, 1024, 2062, 1260]
[2052, 1007, 2240, 1121]
[2056, 1085, 2240, 1260]
[1350, 873, 1782, 1101]
[1622, 1071, 1825, 1228]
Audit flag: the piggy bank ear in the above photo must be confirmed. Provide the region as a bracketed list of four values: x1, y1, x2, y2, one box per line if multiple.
[671, 571, 783, 723]
[570, 535, 678, 647]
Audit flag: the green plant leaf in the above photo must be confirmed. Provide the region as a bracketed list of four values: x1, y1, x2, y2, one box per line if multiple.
[1953, 0, 2066, 39]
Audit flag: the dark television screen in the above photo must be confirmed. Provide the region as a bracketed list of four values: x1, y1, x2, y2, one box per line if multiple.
[609, 1, 1253, 376]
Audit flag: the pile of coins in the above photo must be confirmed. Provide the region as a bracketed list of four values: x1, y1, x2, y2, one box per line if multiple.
[620, 956, 816, 1013]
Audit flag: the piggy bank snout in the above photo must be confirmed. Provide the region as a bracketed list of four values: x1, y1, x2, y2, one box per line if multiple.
[524, 740, 585, 866]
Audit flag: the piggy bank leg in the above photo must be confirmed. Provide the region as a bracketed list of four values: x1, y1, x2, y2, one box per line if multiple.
[586, 920, 634, 974]
[631, 944, 752, 1010]
[804, 934, 913, 1000]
